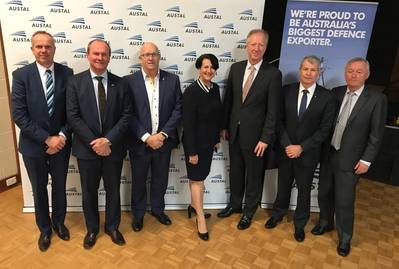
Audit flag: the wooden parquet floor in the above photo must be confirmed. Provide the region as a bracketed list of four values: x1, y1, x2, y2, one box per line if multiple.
[0, 178, 398, 269]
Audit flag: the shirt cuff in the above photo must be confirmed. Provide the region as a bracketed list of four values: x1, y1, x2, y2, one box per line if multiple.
[360, 159, 371, 167]
[160, 131, 168, 139]
[59, 132, 67, 140]
[141, 133, 150, 143]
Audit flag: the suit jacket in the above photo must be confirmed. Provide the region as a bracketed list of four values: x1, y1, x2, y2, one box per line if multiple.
[66, 70, 132, 161]
[123, 69, 182, 156]
[222, 60, 282, 150]
[279, 83, 335, 167]
[323, 85, 387, 171]
[12, 62, 73, 157]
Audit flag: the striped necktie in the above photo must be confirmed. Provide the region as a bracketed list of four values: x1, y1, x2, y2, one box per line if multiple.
[45, 70, 54, 116]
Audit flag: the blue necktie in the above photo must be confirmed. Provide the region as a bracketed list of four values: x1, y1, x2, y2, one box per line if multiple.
[298, 89, 308, 118]
[45, 70, 54, 116]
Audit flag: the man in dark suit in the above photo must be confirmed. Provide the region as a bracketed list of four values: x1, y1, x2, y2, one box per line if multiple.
[67, 39, 131, 249]
[11, 31, 73, 251]
[264, 56, 335, 242]
[218, 29, 282, 230]
[311, 57, 387, 256]
[123, 42, 182, 231]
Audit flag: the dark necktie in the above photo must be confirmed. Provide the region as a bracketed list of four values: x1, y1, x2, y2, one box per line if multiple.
[298, 89, 309, 119]
[45, 70, 54, 116]
[95, 76, 106, 124]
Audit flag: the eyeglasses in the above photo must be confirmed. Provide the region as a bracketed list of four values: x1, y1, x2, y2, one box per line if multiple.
[140, 52, 160, 58]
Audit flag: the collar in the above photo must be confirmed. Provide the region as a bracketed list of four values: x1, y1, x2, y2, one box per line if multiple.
[141, 68, 160, 81]
[245, 59, 263, 71]
[299, 82, 316, 95]
[346, 85, 365, 96]
[36, 62, 54, 76]
[90, 69, 108, 80]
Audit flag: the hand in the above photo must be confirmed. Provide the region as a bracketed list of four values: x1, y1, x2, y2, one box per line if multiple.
[145, 134, 164, 150]
[220, 129, 229, 140]
[254, 141, 268, 157]
[45, 135, 66, 154]
[90, 138, 111, 156]
[285, 145, 303, 158]
[354, 161, 369, 174]
[189, 155, 198, 165]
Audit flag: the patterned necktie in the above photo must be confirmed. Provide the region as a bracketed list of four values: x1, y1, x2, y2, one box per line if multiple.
[242, 65, 255, 102]
[331, 92, 355, 150]
[45, 70, 54, 117]
[95, 76, 106, 124]
[298, 89, 309, 119]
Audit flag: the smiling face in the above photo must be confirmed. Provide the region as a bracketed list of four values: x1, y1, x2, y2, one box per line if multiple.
[345, 60, 370, 91]
[299, 59, 320, 88]
[198, 58, 216, 84]
[246, 31, 267, 65]
[139, 42, 160, 76]
[31, 33, 55, 68]
[87, 40, 110, 75]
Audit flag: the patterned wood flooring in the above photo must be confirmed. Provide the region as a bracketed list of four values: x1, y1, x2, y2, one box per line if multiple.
[0, 178, 398, 268]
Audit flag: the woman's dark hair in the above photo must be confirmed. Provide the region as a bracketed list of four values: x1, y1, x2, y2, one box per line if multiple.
[195, 53, 219, 70]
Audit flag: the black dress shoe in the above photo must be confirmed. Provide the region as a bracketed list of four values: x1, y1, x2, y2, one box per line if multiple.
[132, 216, 144, 232]
[38, 233, 51, 252]
[151, 212, 172, 225]
[264, 217, 283, 229]
[196, 219, 209, 241]
[217, 206, 242, 218]
[294, 228, 305, 242]
[83, 232, 97, 249]
[187, 205, 211, 219]
[105, 229, 125, 246]
[52, 223, 70, 241]
[311, 224, 334, 235]
[237, 215, 252, 230]
[337, 242, 351, 256]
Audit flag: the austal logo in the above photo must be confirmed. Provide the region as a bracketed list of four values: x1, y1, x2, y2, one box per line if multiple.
[72, 48, 87, 59]
[70, 17, 91, 29]
[212, 150, 228, 161]
[111, 49, 130, 60]
[90, 33, 105, 40]
[169, 163, 180, 173]
[216, 79, 228, 89]
[59, 61, 69, 66]
[128, 63, 141, 74]
[147, 21, 166, 32]
[201, 37, 219, 49]
[202, 8, 221, 19]
[48, 1, 70, 13]
[184, 22, 203, 34]
[128, 34, 144, 46]
[67, 164, 79, 173]
[218, 52, 236, 63]
[88, 2, 110, 15]
[179, 175, 189, 183]
[53, 32, 72, 44]
[236, 38, 247, 49]
[183, 51, 196, 62]
[165, 6, 185, 18]
[164, 64, 182, 76]
[210, 174, 225, 183]
[120, 175, 131, 184]
[6, 0, 29, 11]
[14, 60, 29, 67]
[128, 4, 148, 16]
[182, 78, 195, 90]
[66, 187, 81, 196]
[239, 9, 257, 21]
[10, 31, 30, 42]
[30, 16, 51, 28]
[165, 36, 184, 48]
[166, 185, 179, 195]
[220, 23, 239, 35]
[109, 19, 129, 31]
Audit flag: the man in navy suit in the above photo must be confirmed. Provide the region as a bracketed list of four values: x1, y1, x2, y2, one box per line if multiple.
[218, 29, 282, 230]
[67, 39, 131, 249]
[311, 58, 387, 256]
[12, 31, 73, 251]
[265, 56, 335, 242]
[123, 42, 182, 231]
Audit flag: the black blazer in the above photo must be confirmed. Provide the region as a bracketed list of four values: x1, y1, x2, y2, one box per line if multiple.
[123, 69, 182, 156]
[222, 60, 282, 150]
[12, 62, 73, 157]
[279, 83, 335, 167]
[323, 85, 387, 171]
[66, 70, 132, 161]
[182, 81, 222, 155]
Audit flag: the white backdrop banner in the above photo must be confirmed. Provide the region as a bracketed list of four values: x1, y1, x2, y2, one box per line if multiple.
[0, 0, 271, 212]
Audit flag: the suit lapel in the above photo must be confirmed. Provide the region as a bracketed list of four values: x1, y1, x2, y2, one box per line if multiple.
[300, 86, 320, 121]
[236, 61, 246, 103]
[137, 71, 151, 109]
[347, 87, 370, 125]
[104, 72, 116, 125]
[287, 84, 300, 122]
[32, 63, 48, 109]
[158, 70, 165, 117]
